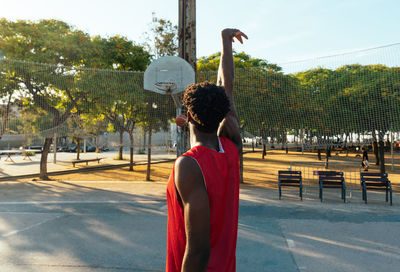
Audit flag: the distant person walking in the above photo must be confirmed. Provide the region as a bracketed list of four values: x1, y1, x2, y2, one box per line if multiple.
[361, 147, 369, 171]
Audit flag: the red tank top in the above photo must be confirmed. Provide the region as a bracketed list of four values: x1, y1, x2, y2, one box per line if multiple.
[166, 137, 240, 272]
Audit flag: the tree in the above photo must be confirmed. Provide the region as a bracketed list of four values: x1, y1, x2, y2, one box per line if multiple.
[0, 77, 18, 138]
[0, 19, 152, 179]
[197, 51, 282, 72]
[136, 91, 174, 181]
[86, 36, 151, 170]
[143, 14, 178, 59]
[0, 19, 98, 179]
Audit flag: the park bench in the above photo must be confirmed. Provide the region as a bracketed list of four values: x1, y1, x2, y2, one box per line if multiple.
[334, 147, 347, 156]
[72, 158, 103, 167]
[318, 171, 346, 203]
[278, 170, 303, 200]
[360, 172, 392, 205]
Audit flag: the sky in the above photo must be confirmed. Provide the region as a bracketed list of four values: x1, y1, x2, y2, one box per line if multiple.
[1, 0, 399, 71]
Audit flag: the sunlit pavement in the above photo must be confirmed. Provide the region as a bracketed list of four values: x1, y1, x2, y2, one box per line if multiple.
[0, 151, 176, 179]
[0, 181, 398, 272]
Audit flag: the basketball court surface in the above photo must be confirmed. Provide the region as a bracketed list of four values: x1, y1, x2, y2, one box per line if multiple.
[0, 180, 399, 272]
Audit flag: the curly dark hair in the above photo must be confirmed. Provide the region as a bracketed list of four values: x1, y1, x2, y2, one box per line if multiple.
[183, 81, 230, 133]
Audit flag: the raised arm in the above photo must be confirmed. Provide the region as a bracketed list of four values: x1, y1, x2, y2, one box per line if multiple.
[217, 28, 248, 151]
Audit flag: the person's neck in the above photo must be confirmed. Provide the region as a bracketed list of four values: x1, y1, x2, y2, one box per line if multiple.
[190, 126, 219, 152]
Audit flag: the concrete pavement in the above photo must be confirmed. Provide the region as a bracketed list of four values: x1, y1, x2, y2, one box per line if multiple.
[0, 181, 399, 271]
[0, 151, 176, 179]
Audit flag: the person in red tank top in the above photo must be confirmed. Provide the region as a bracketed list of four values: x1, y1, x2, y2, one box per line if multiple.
[166, 28, 248, 272]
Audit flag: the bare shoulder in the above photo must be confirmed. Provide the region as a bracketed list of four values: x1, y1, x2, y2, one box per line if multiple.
[175, 155, 201, 175]
[174, 156, 205, 199]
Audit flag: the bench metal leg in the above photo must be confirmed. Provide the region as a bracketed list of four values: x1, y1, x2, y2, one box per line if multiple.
[342, 184, 346, 203]
[386, 185, 388, 202]
[5, 155, 14, 162]
[390, 189, 392, 206]
[319, 182, 323, 202]
[300, 185, 303, 201]
[363, 183, 367, 204]
[361, 182, 365, 201]
[278, 185, 282, 200]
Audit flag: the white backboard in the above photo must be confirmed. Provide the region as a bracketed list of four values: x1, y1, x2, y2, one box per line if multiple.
[144, 56, 195, 95]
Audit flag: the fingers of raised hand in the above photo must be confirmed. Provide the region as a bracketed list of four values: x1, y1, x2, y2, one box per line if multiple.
[222, 28, 248, 43]
[234, 31, 248, 44]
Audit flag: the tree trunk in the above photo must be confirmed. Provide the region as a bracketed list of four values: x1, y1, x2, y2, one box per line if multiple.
[325, 147, 330, 169]
[95, 136, 100, 153]
[379, 140, 385, 174]
[262, 141, 266, 159]
[76, 138, 81, 160]
[40, 137, 53, 180]
[146, 126, 152, 181]
[0, 92, 12, 138]
[143, 130, 147, 153]
[373, 141, 380, 165]
[118, 129, 124, 160]
[129, 133, 134, 171]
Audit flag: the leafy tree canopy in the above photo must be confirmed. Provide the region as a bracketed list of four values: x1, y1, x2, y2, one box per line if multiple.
[197, 51, 282, 72]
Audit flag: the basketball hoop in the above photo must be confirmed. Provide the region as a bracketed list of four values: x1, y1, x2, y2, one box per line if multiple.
[144, 56, 195, 95]
[155, 81, 178, 93]
[143, 56, 195, 158]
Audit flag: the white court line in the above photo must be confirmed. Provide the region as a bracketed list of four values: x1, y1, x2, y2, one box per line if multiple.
[287, 239, 296, 248]
[0, 200, 164, 205]
[1, 214, 65, 238]
[0, 180, 167, 184]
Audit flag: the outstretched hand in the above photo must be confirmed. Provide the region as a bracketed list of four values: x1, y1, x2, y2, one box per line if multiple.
[232, 30, 248, 44]
[222, 28, 248, 44]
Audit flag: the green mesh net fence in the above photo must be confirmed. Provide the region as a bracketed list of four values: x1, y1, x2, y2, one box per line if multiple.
[0, 58, 176, 153]
[1, 43, 400, 156]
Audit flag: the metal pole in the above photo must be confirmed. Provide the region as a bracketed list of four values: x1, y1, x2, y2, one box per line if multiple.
[84, 138, 87, 154]
[178, 0, 196, 72]
[179, 0, 196, 157]
[53, 133, 57, 164]
[391, 130, 394, 171]
[170, 93, 185, 157]
[176, 107, 184, 156]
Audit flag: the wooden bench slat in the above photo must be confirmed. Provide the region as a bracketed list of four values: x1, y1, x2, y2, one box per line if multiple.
[363, 182, 388, 186]
[323, 185, 344, 188]
[279, 175, 301, 179]
[363, 187, 389, 191]
[320, 177, 344, 181]
[322, 181, 344, 185]
[361, 173, 387, 177]
[280, 180, 301, 184]
[72, 158, 103, 167]
[319, 171, 343, 176]
[361, 177, 389, 182]
[279, 171, 301, 174]
[280, 184, 302, 187]
[72, 158, 102, 163]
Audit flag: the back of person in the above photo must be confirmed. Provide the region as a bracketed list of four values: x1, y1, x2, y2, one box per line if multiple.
[166, 137, 240, 271]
